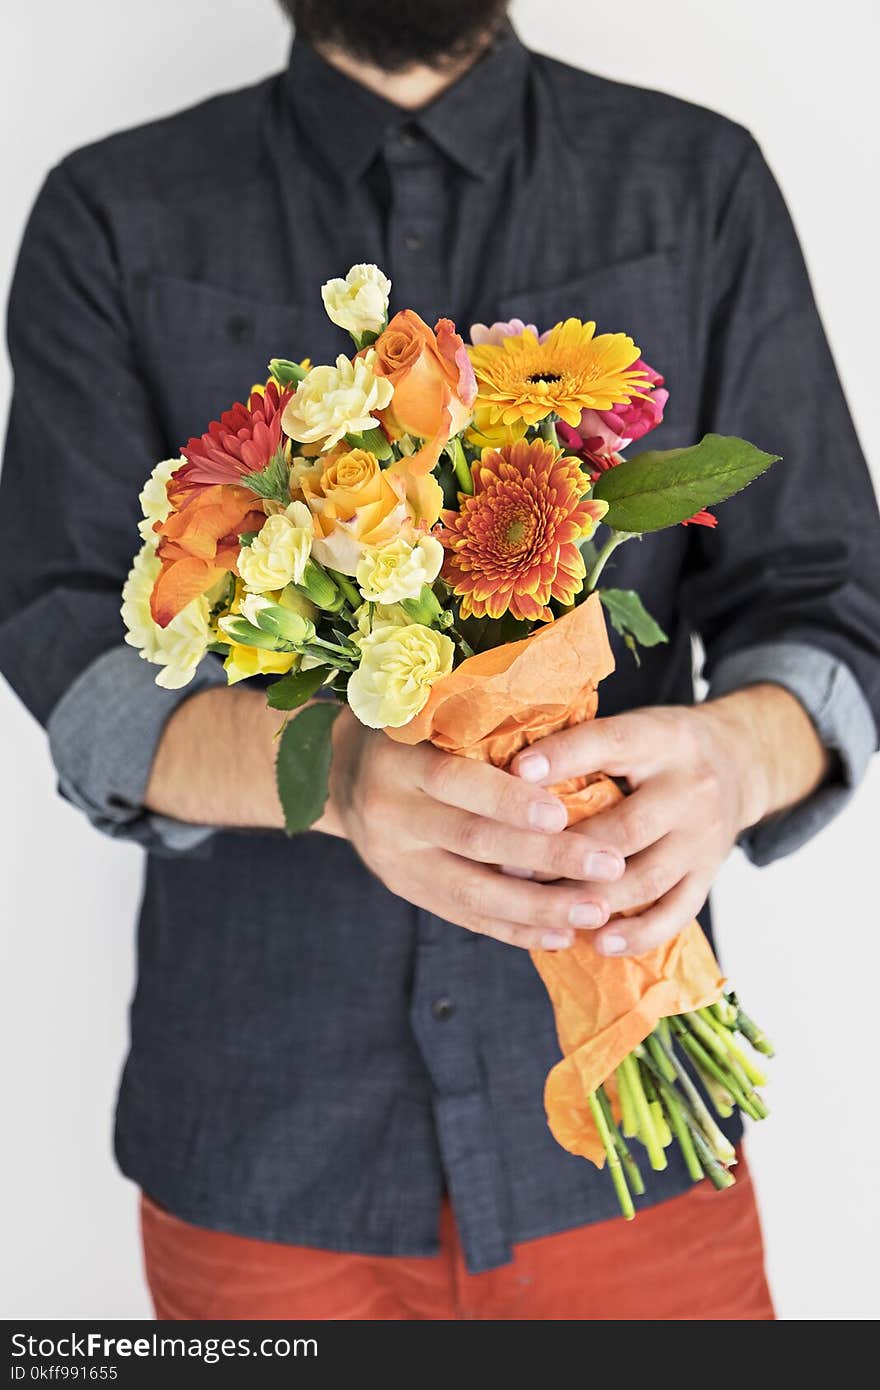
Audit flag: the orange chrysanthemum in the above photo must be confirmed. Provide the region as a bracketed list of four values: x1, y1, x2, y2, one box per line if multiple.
[439, 437, 607, 623]
[468, 318, 649, 429]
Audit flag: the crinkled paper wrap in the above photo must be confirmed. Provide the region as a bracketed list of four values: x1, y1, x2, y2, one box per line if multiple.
[389, 594, 724, 1167]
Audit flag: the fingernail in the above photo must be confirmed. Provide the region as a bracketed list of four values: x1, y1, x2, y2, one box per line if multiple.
[501, 865, 534, 879]
[541, 930, 573, 950]
[598, 933, 628, 955]
[517, 753, 550, 783]
[568, 901, 605, 928]
[584, 851, 624, 882]
[529, 800, 566, 833]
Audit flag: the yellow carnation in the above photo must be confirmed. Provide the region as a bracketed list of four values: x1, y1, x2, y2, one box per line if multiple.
[238, 502, 313, 593]
[347, 622, 454, 729]
[356, 535, 444, 605]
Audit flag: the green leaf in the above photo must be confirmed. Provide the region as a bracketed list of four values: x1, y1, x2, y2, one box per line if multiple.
[592, 435, 780, 533]
[241, 447, 291, 503]
[267, 664, 330, 711]
[238, 531, 258, 547]
[275, 703, 343, 835]
[600, 588, 668, 667]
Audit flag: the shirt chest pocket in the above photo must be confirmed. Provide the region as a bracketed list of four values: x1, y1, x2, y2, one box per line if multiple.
[135, 273, 343, 449]
[493, 249, 692, 440]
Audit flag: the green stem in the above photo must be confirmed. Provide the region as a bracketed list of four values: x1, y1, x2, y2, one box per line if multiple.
[698, 1007, 768, 1088]
[585, 530, 633, 591]
[539, 417, 560, 448]
[588, 1091, 634, 1220]
[654, 1076, 704, 1183]
[615, 1062, 639, 1139]
[689, 1127, 737, 1190]
[447, 436, 474, 496]
[726, 993, 776, 1057]
[597, 1087, 645, 1197]
[651, 1026, 736, 1163]
[674, 1021, 764, 1122]
[620, 1053, 666, 1171]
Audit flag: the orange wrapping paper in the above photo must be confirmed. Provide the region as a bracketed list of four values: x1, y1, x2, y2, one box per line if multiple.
[389, 594, 725, 1167]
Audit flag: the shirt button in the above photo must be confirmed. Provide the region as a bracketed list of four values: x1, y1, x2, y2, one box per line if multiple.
[431, 997, 455, 1022]
[404, 231, 424, 252]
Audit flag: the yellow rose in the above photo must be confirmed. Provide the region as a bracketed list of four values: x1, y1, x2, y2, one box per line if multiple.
[356, 535, 444, 604]
[224, 643, 297, 686]
[347, 622, 454, 729]
[238, 502, 313, 593]
[301, 447, 410, 575]
[137, 457, 183, 542]
[281, 349, 393, 452]
[121, 541, 210, 689]
[321, 263, 391, 338]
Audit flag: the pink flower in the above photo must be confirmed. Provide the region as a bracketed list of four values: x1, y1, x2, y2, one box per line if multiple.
[573, 358, 669, 456]
[469, 318, 541, 347]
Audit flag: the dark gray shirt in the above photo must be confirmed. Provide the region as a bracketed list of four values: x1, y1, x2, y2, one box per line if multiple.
[1, 30, 878, 1272]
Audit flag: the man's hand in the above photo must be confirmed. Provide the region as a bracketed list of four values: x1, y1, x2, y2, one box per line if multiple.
[329, 708, 624, 951]
[509, 684, 830, 959]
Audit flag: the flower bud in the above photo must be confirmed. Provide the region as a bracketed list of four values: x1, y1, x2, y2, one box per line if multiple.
[296, 559, 345, 613]
[399, 584, 444, 628]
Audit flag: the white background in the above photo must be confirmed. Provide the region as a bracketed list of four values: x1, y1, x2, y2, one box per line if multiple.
[1, 0, 878, 1321]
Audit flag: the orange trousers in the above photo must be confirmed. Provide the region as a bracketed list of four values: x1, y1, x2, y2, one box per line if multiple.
[141, 1152, 774, 1321]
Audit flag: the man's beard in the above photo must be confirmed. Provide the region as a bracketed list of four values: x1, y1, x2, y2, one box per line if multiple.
[281, 0, 510, 72]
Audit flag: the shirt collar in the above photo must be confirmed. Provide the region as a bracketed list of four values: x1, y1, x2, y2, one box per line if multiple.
[284, 24, 530, 183]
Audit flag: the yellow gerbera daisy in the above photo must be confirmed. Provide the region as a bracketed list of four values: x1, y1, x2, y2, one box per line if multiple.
[468, 318, 649, 429]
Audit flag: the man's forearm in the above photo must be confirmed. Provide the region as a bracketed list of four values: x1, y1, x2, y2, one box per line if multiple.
[144, 687, 345, 837]
[696, 683, 832, 834]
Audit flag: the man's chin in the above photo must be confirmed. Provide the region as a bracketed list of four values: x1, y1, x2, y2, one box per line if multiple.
[279, 0, 511, 73]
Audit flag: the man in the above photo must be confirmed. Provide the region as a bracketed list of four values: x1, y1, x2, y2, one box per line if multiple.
[1, 0, 878, 1320]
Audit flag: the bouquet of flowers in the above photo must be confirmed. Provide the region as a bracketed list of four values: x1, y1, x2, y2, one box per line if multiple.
[124, 263, 779, 1217]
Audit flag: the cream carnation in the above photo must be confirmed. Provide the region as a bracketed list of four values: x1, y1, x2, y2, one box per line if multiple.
[321, 264, 391, 338]
[281, 350, 394, 452]
[356, 535, 444, 605]
[137, 457, 182, 542]
[238, 502, 313, 593]
[121, 542, 210, 689]
[347, 622, 454, 729]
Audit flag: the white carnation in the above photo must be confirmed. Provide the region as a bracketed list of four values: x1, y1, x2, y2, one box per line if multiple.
[137, 457, 182, 542]
[321, 264, 391, 338]
[281, 350, 393, 452]
[356, 535, 444, 605]
[121, 542, 210, 689]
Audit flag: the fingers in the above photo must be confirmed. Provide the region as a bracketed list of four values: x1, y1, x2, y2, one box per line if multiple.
[510, 710, 679, 786]
[592, 875, 708, 958]
[571, 774, 683, 858]
[412, 794, 625, 884]
[417, 746, 569, 834]
[396, 849, 616, 949]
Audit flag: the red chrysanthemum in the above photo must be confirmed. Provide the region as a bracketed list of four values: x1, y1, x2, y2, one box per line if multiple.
[177, 379, 291, 487]
[439, 437, 607, 623]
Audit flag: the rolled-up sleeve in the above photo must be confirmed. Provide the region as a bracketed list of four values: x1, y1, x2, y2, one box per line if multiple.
[47, 644, 225, 852]
[679, 137, 880, 854]
[708, 640, 876, 864]
[0, 161, 215, 851]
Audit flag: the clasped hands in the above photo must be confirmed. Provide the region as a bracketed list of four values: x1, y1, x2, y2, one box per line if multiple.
[329, 688, 804, 957]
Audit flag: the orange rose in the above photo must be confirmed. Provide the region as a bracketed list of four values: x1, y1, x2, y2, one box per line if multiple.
[371, 311, 477, 474]
[300, 447, 410, 574]
[150, 483, 265, 627]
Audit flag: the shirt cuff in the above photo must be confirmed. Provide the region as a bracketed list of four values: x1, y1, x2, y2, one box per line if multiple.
[47, 644, 227, 853]
[706, 641, 877, 866]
